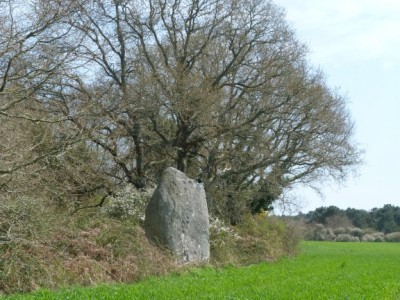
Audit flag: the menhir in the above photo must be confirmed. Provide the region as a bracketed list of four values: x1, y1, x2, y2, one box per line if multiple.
[144, 167, 210, 263]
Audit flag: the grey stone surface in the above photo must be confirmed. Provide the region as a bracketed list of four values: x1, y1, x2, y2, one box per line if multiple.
[144, 167, 209, 263]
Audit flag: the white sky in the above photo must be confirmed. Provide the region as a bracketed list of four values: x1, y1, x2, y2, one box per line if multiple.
[276, 0, 400, 213]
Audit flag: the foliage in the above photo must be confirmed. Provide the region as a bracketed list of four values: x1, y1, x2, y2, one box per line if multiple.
[345, 208, 373, 228]
[303, 204, 400, 234]
[348, 227, 364, 239]
[361, 233, 384, 242]
[0, 1, 368, 296]
[372, 205, 400, 233]
[210, 214, 300, 266]
[0, 196, 178, 295]
[300, 221, 399, 243]
[370, 232, 385, 242]
[208, 217, 242, 266]
[0, 0, 361, 220]
[384, 232, 400, 242]
[312, 225, 335, 241]
[286, 216, 397, 242]
[5, 242, 400, 299]
[333, 227, 346, 235]
[0, 196, 300, 295]
[101, 186, 153, 222]
[210, 214, 301, 267]
[207, 186, 253, 225]
[0, 0, 79, 192]
[335, 234, 360, 242]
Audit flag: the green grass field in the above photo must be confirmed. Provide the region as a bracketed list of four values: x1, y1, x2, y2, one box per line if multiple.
[4, 242, 400, 299]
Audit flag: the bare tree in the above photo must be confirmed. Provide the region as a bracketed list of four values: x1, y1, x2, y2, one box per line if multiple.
[0, 0, 83, 193]
[115, 0, 361, 215]
[51, 0, 152, 189]
[2, 0, 361, 216]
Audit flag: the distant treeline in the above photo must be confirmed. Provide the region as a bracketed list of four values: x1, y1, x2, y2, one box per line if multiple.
[297, 204, 400, 234]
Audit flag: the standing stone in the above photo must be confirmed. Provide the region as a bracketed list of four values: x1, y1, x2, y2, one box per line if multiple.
[144, 167, 210, 263]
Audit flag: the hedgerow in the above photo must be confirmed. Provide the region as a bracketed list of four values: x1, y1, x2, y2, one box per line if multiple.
[0, 193, 301, 295]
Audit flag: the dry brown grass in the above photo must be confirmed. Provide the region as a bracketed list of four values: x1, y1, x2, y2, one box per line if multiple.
[0, 199, 178, 295]
[1, 198, 301, 295]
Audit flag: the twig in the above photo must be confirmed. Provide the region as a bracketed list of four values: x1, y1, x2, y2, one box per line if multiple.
[70, 193, 110, 215]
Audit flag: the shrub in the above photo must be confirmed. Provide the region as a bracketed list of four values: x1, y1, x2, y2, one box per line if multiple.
[363, 228, 377, 234]
[101, 186, 153, 222]
[210, 214, 301, 266]
[333, 227, 346, 235]
[362, 232, 385, 242]
[0, 241, 52, 294]
[335, 234, 359, 242]
[0, 196, 67, 293]
[207, 185, 251, 225]
[371, 232, 385, 242]
[299, 223, 316, 241]
[325, 214, 353, 229]
[326, 228, 334, 235]
[281, 217, 311, 242]
[348, 227, 364, 239]
[361, 234, 376, 242]
[1, 194, 302, 295]
[209, 217, 240, 241]
[0, 196, 178, 295]
[313, 225, 335, 241]
[241, 214, 300, 258]
[384, 232, 400, 242]
[209, 217, 241, 266]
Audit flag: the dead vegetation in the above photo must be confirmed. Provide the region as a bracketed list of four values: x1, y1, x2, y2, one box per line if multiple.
[0, 196, 300, 295]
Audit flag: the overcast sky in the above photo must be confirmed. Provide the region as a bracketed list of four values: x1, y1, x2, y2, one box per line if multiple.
[275, 0, 400, 213]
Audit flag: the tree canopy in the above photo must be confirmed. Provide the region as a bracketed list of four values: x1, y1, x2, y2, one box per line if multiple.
[0, 0, 362, 221]
[303, 205, 400, 234]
